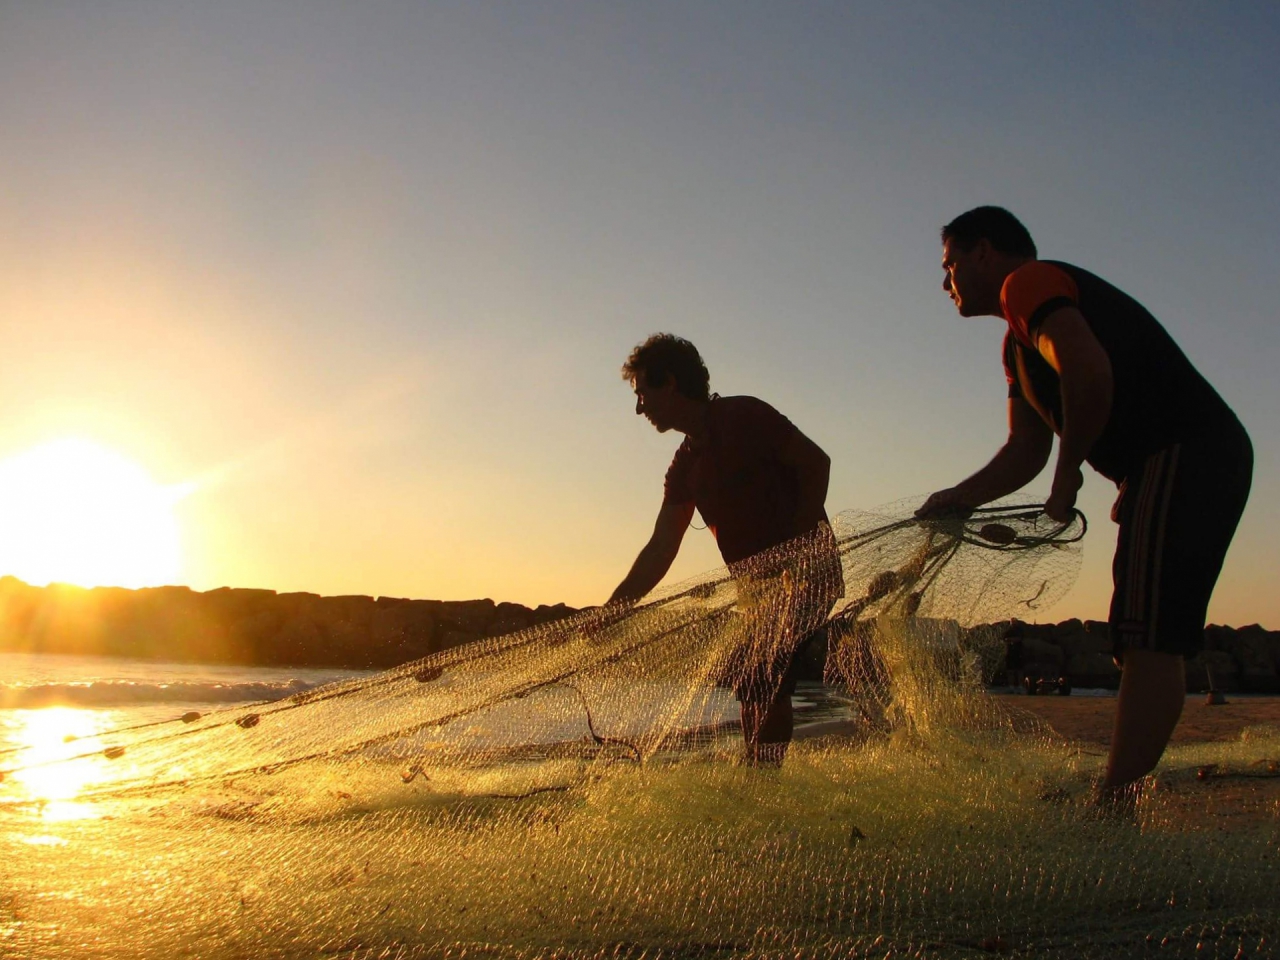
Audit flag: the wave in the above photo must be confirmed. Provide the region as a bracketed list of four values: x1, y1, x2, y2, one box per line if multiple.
[0, 678, 320, 708]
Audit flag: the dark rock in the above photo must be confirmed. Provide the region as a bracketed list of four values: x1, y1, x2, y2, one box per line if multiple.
[276, 592, 323, 620]
[437, 630, 480, 652]
[531, 603, 576, 626]
[1051, 618, 1084, 640]
[1192, 650, 1241, 693]
[1203, 624, 1235, 652]
[0, 579, 1261, 689]
[371, 602, 437, 647]
[438, 599, 497, 635]
[1054, 619, 1110, 659]
[1020, 622, 1057, 642]
[488, 602, 535, 637]
[233, 610, 285, 646]
[269, 615, 324, 665]
[1065, 650, 1119, 689]
[318, 595, 376, 628]
[1220, 624, 1279, 693]
[0, 576, 581, 670]
[203, 587, 278, 614]
[1185, 654, 1211, 692]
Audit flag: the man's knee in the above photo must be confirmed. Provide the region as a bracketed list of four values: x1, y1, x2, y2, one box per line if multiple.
[1117, 646, 1186, 684]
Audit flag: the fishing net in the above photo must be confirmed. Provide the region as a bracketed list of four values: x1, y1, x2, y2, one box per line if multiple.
[0, 497, 1276, 959]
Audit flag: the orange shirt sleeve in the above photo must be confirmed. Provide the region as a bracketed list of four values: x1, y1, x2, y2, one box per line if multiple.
[1000, 261, 1079, 347]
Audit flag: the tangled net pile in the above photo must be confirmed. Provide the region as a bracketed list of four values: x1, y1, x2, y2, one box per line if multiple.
[1, 498, 1277, 959]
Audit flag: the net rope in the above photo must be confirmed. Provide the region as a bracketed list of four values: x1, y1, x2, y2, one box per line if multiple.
[0, 499, 1085, 795]
[0, 496, 1276, 960]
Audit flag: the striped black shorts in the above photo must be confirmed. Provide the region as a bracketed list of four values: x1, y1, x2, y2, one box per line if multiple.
[1109, 421, 1252, 660]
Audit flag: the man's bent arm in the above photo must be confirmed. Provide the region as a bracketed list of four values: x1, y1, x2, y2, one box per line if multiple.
[607, 500, 696, 605]
[918, 398, 1053, 516]
[1035, 307, 1113, 521]
[779, 431, 832, 533]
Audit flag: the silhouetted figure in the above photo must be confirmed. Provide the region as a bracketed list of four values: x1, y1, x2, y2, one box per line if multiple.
[608, 334, 842, 766]
[919, 206, 1252, 809]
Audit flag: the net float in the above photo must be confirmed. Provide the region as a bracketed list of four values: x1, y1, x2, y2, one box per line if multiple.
[977, 523, 1018, 545]
[865, 570, 899, 601]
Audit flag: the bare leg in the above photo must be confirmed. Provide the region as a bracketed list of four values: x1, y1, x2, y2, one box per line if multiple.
[1103, 648, 1186, 792]
[740, 700, 761, 749]
[741, 692, 793, 766]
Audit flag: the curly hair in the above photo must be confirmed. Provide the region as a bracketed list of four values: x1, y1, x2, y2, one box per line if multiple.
[621, 334, 711, 401]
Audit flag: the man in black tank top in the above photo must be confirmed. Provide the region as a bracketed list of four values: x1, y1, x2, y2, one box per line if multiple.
[919, 206, 1252, 808]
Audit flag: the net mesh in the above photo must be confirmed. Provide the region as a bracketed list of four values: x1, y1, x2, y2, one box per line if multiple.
[1, 497, 1276, 959]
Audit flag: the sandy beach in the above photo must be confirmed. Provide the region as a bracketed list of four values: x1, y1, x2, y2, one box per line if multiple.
[998, 693, 1280, 830]
[1002, 692, 1280, 746]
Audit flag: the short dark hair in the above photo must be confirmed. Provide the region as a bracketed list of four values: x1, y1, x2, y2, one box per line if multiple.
[621, 334, 710, 401]
[941, 206, 1038, 258]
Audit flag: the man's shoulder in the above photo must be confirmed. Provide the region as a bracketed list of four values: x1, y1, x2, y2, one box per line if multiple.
[711, 395, 798, 448]
[1000, 260, 1084, 344]
[713, 394, 783, 418]
[1040, 260, 1095, 282]
[1002, 260, 1079, 308]
[1037, 260, 1138, 303]
[1039, 260, 1162, 327]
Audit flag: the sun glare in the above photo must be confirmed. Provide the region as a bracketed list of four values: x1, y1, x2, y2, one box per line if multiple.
[0, 439, 188, 589]
[7, 707, 111, 821]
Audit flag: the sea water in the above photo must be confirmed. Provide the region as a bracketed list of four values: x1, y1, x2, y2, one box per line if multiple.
[0, 652, 853, 777]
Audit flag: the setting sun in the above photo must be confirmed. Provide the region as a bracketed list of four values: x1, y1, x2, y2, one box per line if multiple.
[0, 439, 189, 589]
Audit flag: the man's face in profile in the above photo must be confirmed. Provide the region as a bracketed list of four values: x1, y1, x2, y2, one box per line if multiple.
[632, 374, 677, 433]
[941, 238, 995, 317]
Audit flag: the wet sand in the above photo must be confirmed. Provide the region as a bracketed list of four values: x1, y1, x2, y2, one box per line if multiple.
[796, 694, 1280, 829]
[1000, 693, 1280, 828]
[998, 692, 1280, 746]
[795, 693, 1280, 746]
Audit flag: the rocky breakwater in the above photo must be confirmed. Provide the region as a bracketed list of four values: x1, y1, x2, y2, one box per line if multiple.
[978, 619, 1280, 693]
[0, 576, 577, 670]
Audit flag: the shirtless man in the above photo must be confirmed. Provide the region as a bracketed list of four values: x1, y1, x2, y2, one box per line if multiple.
[920, 206, 1252, 805]
[608, 334, 841, 765]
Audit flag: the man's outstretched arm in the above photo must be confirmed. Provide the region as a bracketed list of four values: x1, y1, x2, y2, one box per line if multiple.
[607, 500, 696, 605]
[1034, 306, 1113, 522]
[917, 397, 1054, 517]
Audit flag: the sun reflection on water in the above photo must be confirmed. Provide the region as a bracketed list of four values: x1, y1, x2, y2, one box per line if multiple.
[4, 707, 113, 820]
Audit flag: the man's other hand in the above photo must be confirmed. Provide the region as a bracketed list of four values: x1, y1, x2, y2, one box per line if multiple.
[915, 487, 975, 519]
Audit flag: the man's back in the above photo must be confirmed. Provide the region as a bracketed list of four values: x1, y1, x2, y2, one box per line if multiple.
[663, 395, 823, 565]
[1001, 260, 1240, 480]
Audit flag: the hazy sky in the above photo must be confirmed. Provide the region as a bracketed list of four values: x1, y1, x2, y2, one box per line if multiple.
[0, 1, 1277, 625]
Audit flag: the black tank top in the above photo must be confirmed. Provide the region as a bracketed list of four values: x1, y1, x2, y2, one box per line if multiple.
[1001, 260, 1242, 482]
